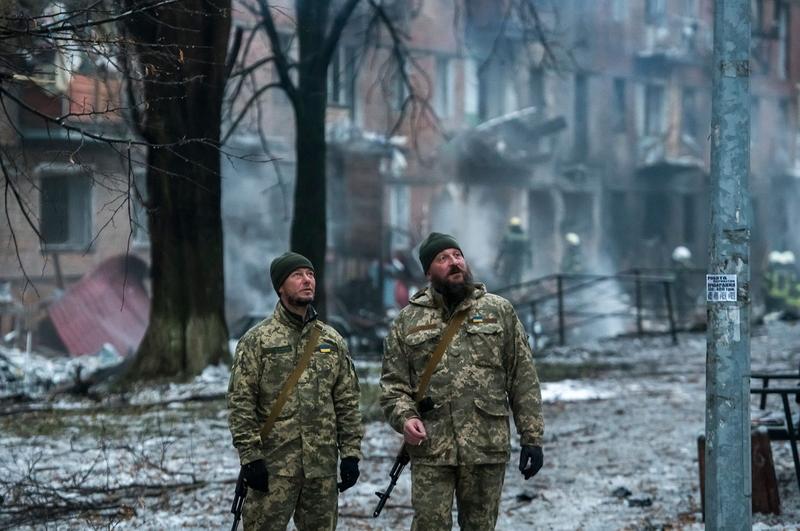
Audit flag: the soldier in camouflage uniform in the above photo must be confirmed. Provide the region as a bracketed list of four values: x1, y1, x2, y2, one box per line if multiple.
[227, 252, 363, 531]
[381, 233, 544, 530]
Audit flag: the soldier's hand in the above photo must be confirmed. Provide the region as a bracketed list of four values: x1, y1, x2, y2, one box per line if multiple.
[519, 445, 543, 480]
[242, 459, 269, 492]
[403, 418, 427, 446]
[337, 456, 360, 492]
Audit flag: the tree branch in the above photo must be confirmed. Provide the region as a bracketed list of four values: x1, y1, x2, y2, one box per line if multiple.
[320, 0, 362, 68]
[253, 0, 298, 106]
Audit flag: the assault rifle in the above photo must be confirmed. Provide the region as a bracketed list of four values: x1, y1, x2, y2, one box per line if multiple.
[230, 468, 247, 531]
[373, 445, 410, 517]
[373, 397, 434, 518]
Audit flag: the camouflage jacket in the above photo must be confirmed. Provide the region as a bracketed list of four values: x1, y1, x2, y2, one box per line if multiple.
[227, 302, 363, 478]
[380, 284, 543, 466]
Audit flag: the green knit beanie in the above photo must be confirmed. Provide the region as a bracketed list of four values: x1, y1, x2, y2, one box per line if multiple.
[418, 232, 461, 273]
[270, 252, 314, 293]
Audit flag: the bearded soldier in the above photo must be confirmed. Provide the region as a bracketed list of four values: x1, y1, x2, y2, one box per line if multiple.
[380, 232, 544, 530]
[227, 252, 363, 530]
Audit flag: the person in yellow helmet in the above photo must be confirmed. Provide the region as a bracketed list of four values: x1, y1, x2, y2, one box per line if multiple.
[561, 232, 583, 274]
[493, 216, 531, 287]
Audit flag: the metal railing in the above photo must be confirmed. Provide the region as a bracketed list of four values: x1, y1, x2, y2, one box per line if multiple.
[495, 269, 699, 348]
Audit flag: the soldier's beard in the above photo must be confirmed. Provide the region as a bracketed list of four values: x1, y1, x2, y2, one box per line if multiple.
[286, 292, 314, 309]
[431, 265, 475, 306]
[286, 297, 314, 308]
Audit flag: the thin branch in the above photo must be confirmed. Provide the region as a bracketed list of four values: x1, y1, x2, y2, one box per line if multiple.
[0, 0, 182, 39]
[320, 0, 362, 68]
[253, 0, 298, 106]
[221, 81, 282, 144]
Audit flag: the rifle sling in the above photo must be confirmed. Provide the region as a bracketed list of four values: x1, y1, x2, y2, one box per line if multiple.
[259, 323, 322, 441]
[414, 308, 469, 403]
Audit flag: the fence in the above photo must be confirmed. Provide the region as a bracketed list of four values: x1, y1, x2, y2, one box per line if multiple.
[495, 269, 705, 349]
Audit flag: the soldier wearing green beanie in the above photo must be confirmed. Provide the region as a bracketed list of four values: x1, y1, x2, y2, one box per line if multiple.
[227, 251, 363, 530]
[269, 251, 314, 294]
[418, 232, 462, 273]
[381, 232, 544, 530]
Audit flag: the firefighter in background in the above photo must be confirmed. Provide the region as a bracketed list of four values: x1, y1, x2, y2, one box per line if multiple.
[671, 245, 696, 327]
[780, 251, 800, 319]
[764, 250, 800, 319]
[764, 251, 784, 314]
[561, 232, 583, 274]
[494, 216, 531, 286]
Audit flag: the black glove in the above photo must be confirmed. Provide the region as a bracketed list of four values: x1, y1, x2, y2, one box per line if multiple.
[519, 445, 543, 480]
[337, 456, 360, 492]
[242, 459, 269, 492]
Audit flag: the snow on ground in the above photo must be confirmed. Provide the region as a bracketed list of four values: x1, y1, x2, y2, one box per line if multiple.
[2, 320, 800, 529]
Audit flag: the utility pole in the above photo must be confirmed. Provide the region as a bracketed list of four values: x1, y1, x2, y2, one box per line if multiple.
[705, 0, 751, 529]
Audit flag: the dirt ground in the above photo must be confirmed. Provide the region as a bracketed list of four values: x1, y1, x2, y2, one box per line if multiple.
[3, 320, 800, 529]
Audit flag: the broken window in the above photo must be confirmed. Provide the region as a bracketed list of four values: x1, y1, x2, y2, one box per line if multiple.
[681, 87, 699, 140]
[777, 1, 789, 80]
[478, 50, 512, 121]
[529, 67, 545, 111]
[328, 46, 355, 108]
[434, 56, 453, 118]
[613, 77, 626, 132]
[573, 73, 589, 161]
[39, 167, 92, 250]
[388, 184, 410, 250]
[644, 84, 665, 136]
[778, 97, 791, 164]
[464, 58, 480, 125]
[645, 0, 666, 26]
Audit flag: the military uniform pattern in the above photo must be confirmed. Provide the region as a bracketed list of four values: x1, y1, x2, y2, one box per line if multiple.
[242, 475, 338, 531]
[410, 463, 506, 531]
[227, 302, 363, 529]
[381, 284, 543, 466]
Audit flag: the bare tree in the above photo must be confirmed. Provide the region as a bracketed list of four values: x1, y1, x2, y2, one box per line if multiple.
[0, 0, 234, 380]
[226, 0, 560, 318]
[118, 0, 233, 379]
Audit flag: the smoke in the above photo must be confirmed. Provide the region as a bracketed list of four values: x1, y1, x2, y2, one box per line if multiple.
[221, 137, 292, 325]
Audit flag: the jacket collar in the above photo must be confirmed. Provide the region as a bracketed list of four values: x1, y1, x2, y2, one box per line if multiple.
[410, 283, 487, 314]
[275, 301, 318, 331]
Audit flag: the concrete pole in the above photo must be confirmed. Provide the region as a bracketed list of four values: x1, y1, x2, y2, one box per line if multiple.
[705, 0, 751, 529]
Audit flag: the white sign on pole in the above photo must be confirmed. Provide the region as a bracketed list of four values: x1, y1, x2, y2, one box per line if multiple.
[706, 274, 737, 302]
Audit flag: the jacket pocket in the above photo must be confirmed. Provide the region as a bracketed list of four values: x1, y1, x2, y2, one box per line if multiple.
[472, 397, 510, 452]
[465, 323, 504, 368]
[404, 327, 443, 374]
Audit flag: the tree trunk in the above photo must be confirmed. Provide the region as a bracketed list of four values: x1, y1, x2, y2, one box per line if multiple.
[123, 0, 231, 380]
[292, 3, 330, 318]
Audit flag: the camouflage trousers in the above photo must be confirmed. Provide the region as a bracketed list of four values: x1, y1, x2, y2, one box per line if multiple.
[410, 463, 506, 531]
[242, 475, 337, 531]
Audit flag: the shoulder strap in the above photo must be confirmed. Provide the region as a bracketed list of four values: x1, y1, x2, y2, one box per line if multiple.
[414, 309, 469, 403]
[259, 324, 323, 441]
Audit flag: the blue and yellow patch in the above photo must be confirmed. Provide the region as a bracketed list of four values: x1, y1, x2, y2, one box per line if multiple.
[316, 343, 335, 353]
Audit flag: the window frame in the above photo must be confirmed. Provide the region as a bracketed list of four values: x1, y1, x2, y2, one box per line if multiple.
[37, 163, 94, 252]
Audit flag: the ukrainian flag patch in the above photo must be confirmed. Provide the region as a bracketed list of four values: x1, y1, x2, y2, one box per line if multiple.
[317, 343, 333, 353]
[470, 314, 484, 324]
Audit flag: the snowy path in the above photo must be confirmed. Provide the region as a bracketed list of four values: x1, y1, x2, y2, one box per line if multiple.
[3, 321, 800, 529]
